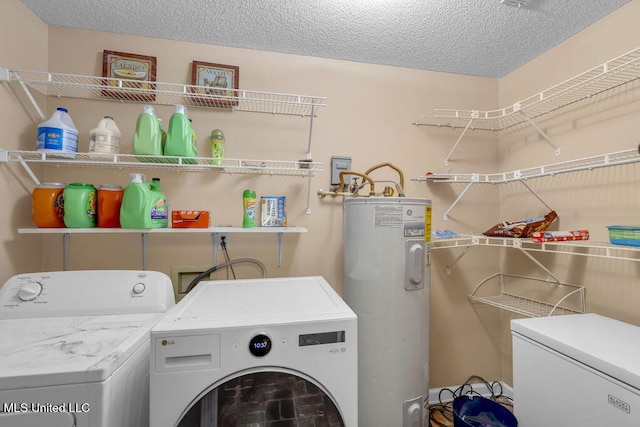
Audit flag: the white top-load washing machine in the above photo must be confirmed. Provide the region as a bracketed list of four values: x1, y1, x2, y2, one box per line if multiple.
[512, 313, 640, 427]
[150, 276, 357, 427]
[0, 270, 175, 427]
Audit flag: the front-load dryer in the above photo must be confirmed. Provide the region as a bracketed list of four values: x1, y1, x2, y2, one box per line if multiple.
[0, 270, 175, 427]
[150, 276, 357, 427]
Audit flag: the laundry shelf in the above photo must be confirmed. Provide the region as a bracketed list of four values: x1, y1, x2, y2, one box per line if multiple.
[414, 148, 640, 183]
[19, 226, 307, 270]
[413, 46, 640, 131]
[469, 273, 586, 317]
[432, 234, 640, 263]
[0, 68, 326, 117]
[414, 148, 640, 220]
[0, 150, 322, 177]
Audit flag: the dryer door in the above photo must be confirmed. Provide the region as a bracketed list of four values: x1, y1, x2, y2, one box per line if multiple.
[177, 370, 345, 427]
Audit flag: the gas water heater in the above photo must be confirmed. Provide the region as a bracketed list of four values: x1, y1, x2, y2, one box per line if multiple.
[344, 197, 431, 427]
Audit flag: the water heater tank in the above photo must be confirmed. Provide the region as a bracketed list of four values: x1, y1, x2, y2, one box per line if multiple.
[344, 197, 431, 427]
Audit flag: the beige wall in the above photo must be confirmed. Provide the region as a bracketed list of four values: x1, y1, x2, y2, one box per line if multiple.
[0, 0, 48, 276]
[3, 0, 637, 391]
[496, 1, 640, 385]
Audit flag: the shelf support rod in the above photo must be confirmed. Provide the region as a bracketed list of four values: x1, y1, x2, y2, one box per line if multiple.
[305, 173, 312, 215]
[444, 117, 474, 165]
[518, 179, 554, 212]
[446, 244, 474, 275]
[63, 233, 70, 271]
[518, 112, 560, 155]
[512, 242, 561, 285]
[141, 233, 148, 270]
[443, 176, 478, 220]
[306, 102, 316, 159]
[277, 233, 283, 267]
[17, 79, 47, 122]
[211, 232, 219, 267]
[18, 159, 41, 186]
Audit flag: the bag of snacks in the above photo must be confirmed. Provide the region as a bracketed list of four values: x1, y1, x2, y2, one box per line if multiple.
[483, 211, 557, 238]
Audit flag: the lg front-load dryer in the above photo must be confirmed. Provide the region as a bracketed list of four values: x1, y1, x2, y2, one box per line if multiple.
[0, 270, 175, 427]
[150, 276, 357, 427]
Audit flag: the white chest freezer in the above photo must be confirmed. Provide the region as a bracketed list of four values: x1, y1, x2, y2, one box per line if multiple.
[511, 313, 640, 427]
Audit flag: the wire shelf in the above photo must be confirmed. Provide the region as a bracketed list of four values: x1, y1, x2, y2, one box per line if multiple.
[468, 273, 586, 317]
[3, 69, 326, 117]
[414, 46, 640, 130]
[413, 148, 640, 183]
[1, 150, 322, 176]
[469, 293, 583, 317]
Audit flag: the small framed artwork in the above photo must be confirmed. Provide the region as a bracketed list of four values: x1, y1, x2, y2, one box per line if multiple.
[102, 50, 157, 101]
[191, 61, 240, 108]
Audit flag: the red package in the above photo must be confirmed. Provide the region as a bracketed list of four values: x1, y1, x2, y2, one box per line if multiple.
[530, 230, 589, 242]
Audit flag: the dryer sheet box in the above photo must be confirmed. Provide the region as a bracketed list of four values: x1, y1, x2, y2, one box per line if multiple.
[261, 196, 287, 227]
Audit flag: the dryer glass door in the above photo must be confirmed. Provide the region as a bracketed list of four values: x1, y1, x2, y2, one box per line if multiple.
[178, 371, 345, 427]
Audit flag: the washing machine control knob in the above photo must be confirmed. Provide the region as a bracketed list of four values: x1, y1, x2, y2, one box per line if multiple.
[249, 333, 272, 357]
[18, 281, 43, 301]
[132, 283, 146, 294]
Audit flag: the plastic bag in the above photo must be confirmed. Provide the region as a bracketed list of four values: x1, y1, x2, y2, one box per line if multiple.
[483, 211, 557, 238]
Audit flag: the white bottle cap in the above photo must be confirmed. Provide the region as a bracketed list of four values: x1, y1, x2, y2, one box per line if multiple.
[174, 104, 187, 115]
[129, 173, 145, 184]
[142, 105, 155, 115]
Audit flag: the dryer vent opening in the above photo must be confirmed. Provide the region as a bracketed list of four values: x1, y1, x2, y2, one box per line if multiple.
[178, 371, 345, 427]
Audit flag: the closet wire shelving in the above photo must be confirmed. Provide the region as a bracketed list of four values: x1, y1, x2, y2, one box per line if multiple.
[1, 68, 327, 270]
[431, 234, 640, 316]
[413, 46, 640, 163]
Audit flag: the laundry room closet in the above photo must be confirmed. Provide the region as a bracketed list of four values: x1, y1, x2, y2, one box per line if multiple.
[2, 0, 640, 425]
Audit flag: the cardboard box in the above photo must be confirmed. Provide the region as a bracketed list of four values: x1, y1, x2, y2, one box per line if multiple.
[261, 196, 287, 227]
[171, 210, 210, 228]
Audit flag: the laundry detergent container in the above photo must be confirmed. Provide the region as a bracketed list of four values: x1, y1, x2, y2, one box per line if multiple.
[453, 395, 517, 427]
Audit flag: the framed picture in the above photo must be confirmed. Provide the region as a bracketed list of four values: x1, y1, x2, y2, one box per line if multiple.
[191, 61, 240, 108]
[102, 50, 157, 101]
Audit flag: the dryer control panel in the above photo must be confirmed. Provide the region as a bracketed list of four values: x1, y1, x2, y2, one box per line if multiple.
[0, 270, 175, 319]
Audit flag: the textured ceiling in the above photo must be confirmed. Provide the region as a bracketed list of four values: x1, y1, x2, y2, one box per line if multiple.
[20, 0, 629, 78]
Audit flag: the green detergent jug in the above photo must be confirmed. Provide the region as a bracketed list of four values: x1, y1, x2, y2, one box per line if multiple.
[164, 104, 197, 164]
[120, 173, 168, 229]
[133, 105, 162, 162]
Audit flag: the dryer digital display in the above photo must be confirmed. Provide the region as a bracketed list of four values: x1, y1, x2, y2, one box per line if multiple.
[249, 334, 272, 357]
[299, 331, 345, 346]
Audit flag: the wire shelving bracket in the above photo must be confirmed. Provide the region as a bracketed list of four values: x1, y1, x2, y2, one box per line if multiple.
[413, 46, 640, 162]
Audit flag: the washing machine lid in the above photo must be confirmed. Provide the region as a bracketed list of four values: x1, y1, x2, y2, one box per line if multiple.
[511, 313, 640, 390]
[0, 312, 163, 390]
[154, 276, 356, 332]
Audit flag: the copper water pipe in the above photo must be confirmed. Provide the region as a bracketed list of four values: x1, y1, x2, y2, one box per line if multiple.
[364, 162, 405, 196]
[317, 170, 375, 198]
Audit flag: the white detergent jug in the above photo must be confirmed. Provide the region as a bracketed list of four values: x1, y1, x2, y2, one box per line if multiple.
[89, 115, 121, 155]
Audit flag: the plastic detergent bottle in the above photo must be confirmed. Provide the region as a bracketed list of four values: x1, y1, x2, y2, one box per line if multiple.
[120, 173, 168, 229]
[164, 105, 197, 164]
[37, 107, 79, 156]
[242, 189, 257, 228]
[133, 105, 162, 160]
[63, 183, 97, 228]
[210, 129, 225, 166]
[89, 116, 121, 156]
[149, 178, 169, 228]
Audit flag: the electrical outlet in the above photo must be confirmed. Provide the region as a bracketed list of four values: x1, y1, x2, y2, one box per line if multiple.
[218, 234, 229, 251]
